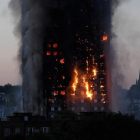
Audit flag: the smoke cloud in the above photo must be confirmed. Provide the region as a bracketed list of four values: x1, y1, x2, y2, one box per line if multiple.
[111, 0, 140, 112]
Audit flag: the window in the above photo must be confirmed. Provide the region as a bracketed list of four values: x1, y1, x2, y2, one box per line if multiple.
[94, 91, 97, 95]
[71, 107, 75, 111]
[81, 83, 84, 87]
[54, 91, 58, 96]
[32, 127, 36, 133]
[43, 127, 49, 133]
[51, 107, 54, 111]
[51, 99, 54, 103]
[60, 91, 65, 95]
[58, 107, 61, 111]
[62, 76, 65, 79]
[81, 91, 84, 95]
[103, 35, 108, 41]
[47, 44, 51, 47]
[24, 116, 28, 121]
[101, 107, 104, 111]
[15, 128, 20, 134]
[51, 115, 54, 118]
[26, 127, 31, 135]
[60, 59, 65, 64]
[4, 128, 10, 136]
[53, 52, 58, 56]
[94, 99, 97, 103]
[53, 43, 58, 48]
[81, 107, 84, 111]
[81, 99, 84, 103]
[94, 107, 97, 111]
[46, 51, 51, 55]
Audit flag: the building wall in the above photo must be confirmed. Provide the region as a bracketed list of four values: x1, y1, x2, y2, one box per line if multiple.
[44, 0, 111, 118]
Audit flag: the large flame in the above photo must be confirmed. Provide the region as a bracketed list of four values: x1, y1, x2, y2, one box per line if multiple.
[72, 69, 78, 95]
[83, 76, 93, 100]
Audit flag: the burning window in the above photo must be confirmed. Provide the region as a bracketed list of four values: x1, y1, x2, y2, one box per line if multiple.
[100, 55, 104, 58]
[48, 99, 51, 103]
[62, 76, 65, 79]
[53, 52, 58, 56]
[60, 59, 65, 64]
[103, 35, 108, 41]
[60, 91, 65, 95]
[47, 44, 51, 47]
[46, 51, 51, 56]
[81, 91, 84, 95]
[54, 91, 58, 96]
[53, 43, 58, 48]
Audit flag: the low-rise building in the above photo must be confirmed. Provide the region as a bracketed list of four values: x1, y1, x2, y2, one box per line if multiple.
[0, 113, 51, 140]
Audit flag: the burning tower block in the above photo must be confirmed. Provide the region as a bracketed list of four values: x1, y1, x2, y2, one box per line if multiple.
[22, 0, 111, 119]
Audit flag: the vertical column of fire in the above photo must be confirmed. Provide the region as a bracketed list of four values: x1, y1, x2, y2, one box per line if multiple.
[72, 68, 78, 96]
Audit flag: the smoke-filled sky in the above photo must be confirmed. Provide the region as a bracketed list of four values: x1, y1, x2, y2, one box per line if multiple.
[0, 0, 140, 89]
[0, 0, 21, 85]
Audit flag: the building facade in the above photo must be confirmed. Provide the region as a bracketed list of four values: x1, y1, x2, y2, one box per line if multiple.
[44, 0, 111, 119]
[0, 113, 51, 140]
[22, 0, 111, 119]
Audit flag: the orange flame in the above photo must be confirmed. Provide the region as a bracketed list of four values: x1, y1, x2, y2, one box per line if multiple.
[103, 35, 108, 41]
[93, 69, 97, 76]
[72, 69, 78, 95]
[83, 76, 93, 100]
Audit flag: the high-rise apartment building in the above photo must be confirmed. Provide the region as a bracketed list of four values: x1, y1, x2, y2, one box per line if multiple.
[22, 0, 111, 119]
[44, 0, 111, 119]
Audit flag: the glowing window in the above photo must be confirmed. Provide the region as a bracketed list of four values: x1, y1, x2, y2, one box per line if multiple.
[48, 99, 51, 103]
[60, 59, 65, 64]
[53, 43, 58, 48]
[81, 91, 84, 95]
[46, 51, 51, 56]
[100, 55, 104, 58]
[81, 83, 84, 87]
[47, 44, 51, 47]
[103, 35, 108, 41]
[54, 91, 58, 96]
[53, 52, 58, 56]
[60, 91, 65, 95]
[62, 76, 65, 79]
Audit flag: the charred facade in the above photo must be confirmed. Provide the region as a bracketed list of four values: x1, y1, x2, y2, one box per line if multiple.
[22, 0, 111, 119]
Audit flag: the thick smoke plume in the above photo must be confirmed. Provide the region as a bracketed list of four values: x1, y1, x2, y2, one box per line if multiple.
[9, 0, 49, 114]
[111, 0, 140, 112]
